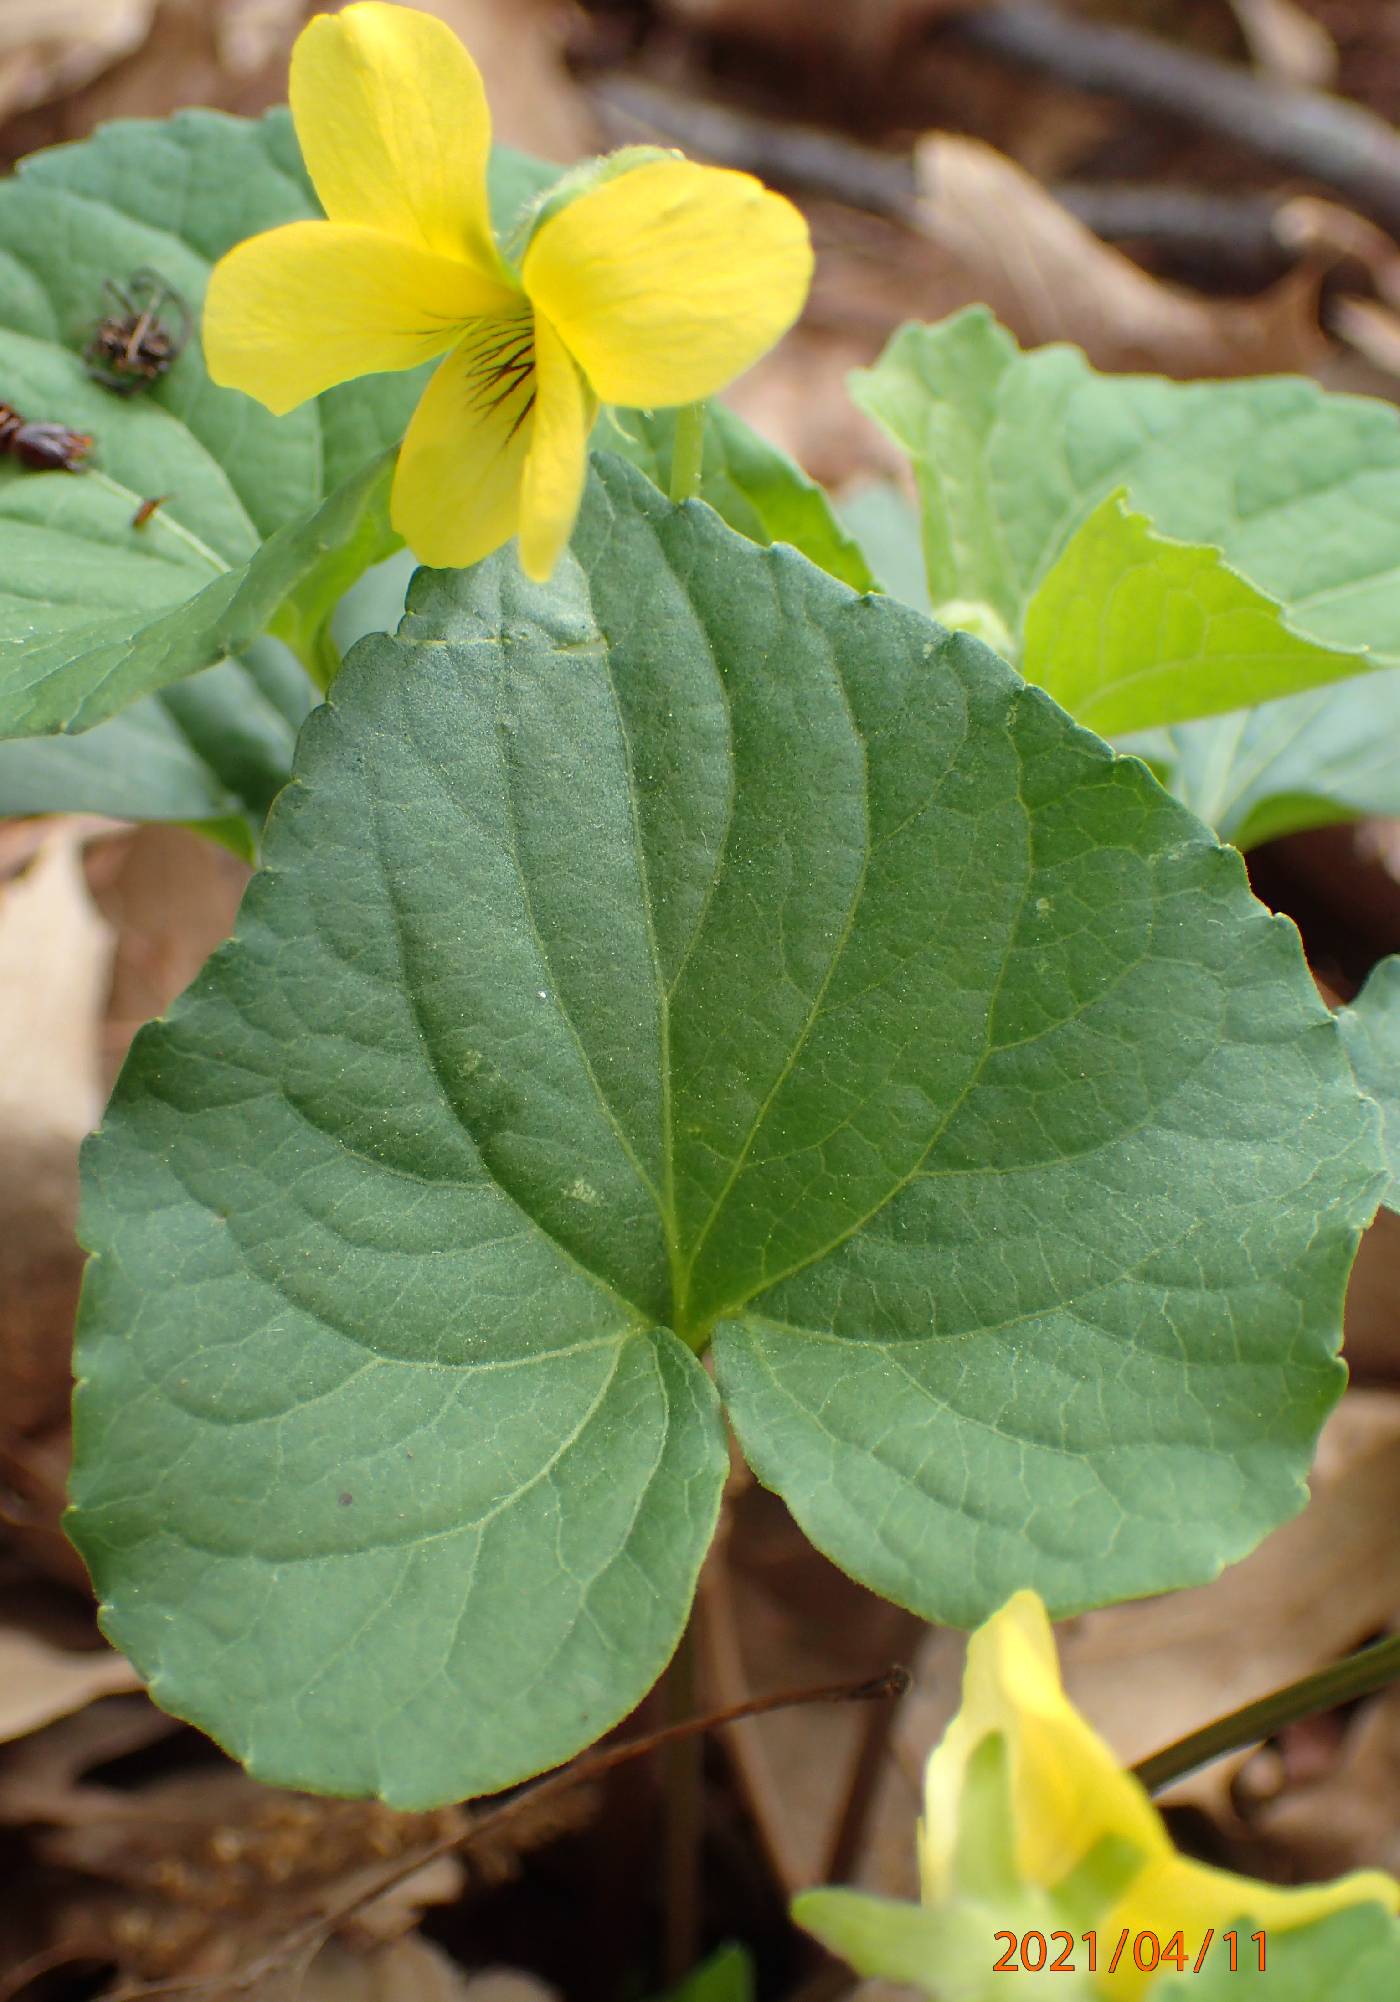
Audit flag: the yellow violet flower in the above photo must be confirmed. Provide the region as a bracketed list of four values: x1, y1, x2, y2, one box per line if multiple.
[797, 1590, 1398, 2000]
[202, 2, 812, 580]
[922, 1590, 1399, 1997]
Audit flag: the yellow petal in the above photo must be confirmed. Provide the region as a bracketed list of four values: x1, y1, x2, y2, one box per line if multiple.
[290, 1, 502, 274]
[921, 1591, 1162, 1906]
[391, 310, 537, 570]
[1103, 1849, 1399, 1999]
[517, 314, 596, 582]
[923, 1593, 1399, 2001]
[204, 221, 514, 416]
[521, 158, 812, 406]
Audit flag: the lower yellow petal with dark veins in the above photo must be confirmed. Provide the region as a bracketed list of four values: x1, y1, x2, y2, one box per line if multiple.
[204, 220, 517, 416]
[518, 315, 597, 582]
[391, 309, 538, 570]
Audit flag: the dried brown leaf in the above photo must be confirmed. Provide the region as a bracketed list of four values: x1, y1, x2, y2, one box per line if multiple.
[406, 0, 600, 162]
[911, 132, 1327, 376]
[1228, 0, 1338, 88]
[1055, 1391, 1400, 1813]
[1247, 1682, 1400, 1879]
[84, 825, 250, 1088]
[0, 1627, 140, 1746]
[696, 1485, 926, 1896]
[0, 830, 114, 1434]
[0, 0, 156, 125]
[295, 1942, 560, 2002]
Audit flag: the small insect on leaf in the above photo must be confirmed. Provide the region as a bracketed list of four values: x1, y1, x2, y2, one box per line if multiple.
[0, 402, 92, 471]
[131, 495, 170, 530]
[85, 268, 192, 396]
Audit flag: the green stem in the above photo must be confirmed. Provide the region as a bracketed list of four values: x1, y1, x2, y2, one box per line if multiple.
[668, 403, 707, 504]
[1133, 1631, 1400, 1794]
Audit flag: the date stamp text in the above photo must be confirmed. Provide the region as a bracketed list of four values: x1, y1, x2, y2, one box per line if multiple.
[992, 1929, 1268, 1976]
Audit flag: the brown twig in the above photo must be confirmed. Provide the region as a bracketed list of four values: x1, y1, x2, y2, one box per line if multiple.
[944, 1, 1400, 238]
[106, 1666, 910, 2002]
[820, 1608, 926, 1885]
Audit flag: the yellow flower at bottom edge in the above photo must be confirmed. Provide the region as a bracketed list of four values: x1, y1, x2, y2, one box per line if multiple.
[202, 2, 812, 582]
[922, 1590, 1399, 1998]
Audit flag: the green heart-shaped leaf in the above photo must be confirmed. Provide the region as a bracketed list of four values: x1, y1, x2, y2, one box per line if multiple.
[70, 459, 1381, 1803]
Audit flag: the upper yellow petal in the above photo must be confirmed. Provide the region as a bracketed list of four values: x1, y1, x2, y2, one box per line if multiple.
[521, 158, 812, 407]
[517, 314, 597, 582]
[391, 309, 537, 570]
[922, 1591, 1163, 1906]
[290, 2, 503, 275]
[204, 220, 515, 415]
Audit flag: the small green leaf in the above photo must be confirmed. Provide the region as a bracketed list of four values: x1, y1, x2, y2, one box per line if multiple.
[852, 307, 1400, 838]
[1155, 1905, 1400, 2000]
[1338, 957, 1400, 1215]
[600, 402, 876, 591]
[0, 112, 559, 742]
[657, 1944, 754, 2002]
[71, 458, 1382, 1803]
[794, 1887, 1096, 2001]
[1024, 493, 1372, 735]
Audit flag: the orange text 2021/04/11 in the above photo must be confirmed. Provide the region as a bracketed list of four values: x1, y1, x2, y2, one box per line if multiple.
[992, 1928, 1267, 1976]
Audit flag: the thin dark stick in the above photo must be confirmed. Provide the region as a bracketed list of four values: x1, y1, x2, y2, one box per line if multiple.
[946, 2, 1400, 238]
[108, 1666, 910, 2002]
[821, 1608, 926, 1886]
[1133, 1631, 1400, 1794]
[663, 1625, 704, 1984]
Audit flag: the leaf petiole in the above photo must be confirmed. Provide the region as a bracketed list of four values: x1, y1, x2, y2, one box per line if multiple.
[1133, 1631, 1400, 1793]
[668, 402, 708, 503]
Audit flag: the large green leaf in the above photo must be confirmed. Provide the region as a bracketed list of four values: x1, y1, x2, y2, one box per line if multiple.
[599, 401, 876, 591]
[70, 458, 1381, 1803]
[852, 308, 1400, 838]
[0, 111, 555, 740]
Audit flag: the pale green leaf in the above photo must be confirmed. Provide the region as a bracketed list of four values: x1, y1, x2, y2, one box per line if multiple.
[70, 459, 1381, 1802]
[658, 1944, 754, 2002]
[794, 1888, 1096, 2001]
[853, 307, 1400, 838]
[1337, 956, 1400, 1215]
[1024, 493, 1372, 735]
[1121, 679, 1400, 849]
[599, 401, 876, 591]
[0, 112, 556, 740]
